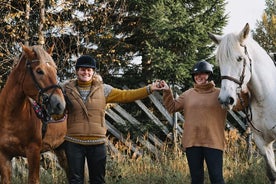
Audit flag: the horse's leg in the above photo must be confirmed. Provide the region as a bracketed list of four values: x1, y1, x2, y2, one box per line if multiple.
[254, 134, 276, 183]
[0, 153, 12, 184]
[26, 144, 41, 184]
[264, 142, 276, 184]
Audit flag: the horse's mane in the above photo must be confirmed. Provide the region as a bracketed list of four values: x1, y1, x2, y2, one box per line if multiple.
[216, 33, 272, 65]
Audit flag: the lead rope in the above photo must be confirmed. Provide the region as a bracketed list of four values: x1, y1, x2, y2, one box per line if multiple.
[237, 92, 261, 133]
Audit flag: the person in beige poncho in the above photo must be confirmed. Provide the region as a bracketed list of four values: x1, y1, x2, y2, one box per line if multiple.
[159, 60, 248, 184]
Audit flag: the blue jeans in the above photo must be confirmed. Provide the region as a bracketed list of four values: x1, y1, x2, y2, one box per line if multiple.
[65, 141, 106, 184]
[185, 147, 225, 184]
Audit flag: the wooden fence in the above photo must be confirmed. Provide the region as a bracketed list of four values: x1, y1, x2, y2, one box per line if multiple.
[105, 90, 249, 157]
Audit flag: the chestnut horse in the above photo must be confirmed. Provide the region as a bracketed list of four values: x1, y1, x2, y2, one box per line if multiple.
[0, 44, 67, 184]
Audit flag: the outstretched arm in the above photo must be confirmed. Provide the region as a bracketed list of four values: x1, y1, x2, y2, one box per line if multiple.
[105, 81, 162, 103]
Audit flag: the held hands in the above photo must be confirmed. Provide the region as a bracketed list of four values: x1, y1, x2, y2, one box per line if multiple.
[150, 80, 170, 92]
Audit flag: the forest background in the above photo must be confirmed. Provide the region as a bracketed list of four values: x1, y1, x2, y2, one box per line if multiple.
[1, 0, 276, 183]
[0, 0, 274, 90]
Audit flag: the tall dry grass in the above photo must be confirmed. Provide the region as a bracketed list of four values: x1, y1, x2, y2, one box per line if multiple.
[105, 129, 269, 184]
[10, 129, 269, 183]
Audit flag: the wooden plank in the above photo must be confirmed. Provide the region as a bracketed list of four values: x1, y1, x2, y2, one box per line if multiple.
[112, 105, 140, 126]
[105, 120, 142, 156]
[106, 139, 120, 155]
[150, 92, 183, 134]
[227, 110, 246, 130]
[134, 99, 171, 138]
[126, 86, 183, 140]
[236, 111, 246, 118]
[112, 104, 164, 148]
[137, 136, 161, 156]
[106, 110, 163, 154]
[153, 92, 185, 122]
[106, 108, 126, 126]
[122, 85, 171, 138]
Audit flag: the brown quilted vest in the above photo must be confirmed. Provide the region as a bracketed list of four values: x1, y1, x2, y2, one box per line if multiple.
[64, 79, 107, 138]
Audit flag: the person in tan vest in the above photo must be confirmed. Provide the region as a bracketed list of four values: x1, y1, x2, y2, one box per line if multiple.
[62, 55, 162, 184]
[158, 60, 249, 184]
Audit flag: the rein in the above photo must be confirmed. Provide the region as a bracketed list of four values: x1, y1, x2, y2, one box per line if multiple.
[26, 59, 64, 138]
[220, 45, 262, 133]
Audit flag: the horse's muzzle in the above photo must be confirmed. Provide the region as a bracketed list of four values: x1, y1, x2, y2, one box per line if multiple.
[218, 96, 235, 109]
[47, 94, 66, 115]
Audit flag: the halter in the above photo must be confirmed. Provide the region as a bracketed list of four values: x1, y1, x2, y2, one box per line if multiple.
[220, 45, 261, 133]
[26, 59, 64, 138]
[220, 45, 250, 86]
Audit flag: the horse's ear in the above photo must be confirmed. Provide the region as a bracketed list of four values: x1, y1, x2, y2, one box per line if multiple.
[47, 44, 55, 56]
[21, 44, 35, 59]
[239, 23, 250, 43]
[208, 32, 221, 44]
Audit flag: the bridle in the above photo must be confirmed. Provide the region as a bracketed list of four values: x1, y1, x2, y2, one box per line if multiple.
[26, 59, 65, 138]
[220, 45, 261, 133]
[220, 44, 251, 87]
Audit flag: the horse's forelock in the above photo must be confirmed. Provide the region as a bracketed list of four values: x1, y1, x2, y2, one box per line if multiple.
[217, 33, 243, 64]
[32, 46, 57, 68]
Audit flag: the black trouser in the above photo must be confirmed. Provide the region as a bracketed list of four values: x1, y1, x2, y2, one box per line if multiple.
[65, 141, 107, 184]
[185, 147, 225, 184]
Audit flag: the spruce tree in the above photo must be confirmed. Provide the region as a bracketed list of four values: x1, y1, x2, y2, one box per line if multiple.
[121, 0, 227, 89]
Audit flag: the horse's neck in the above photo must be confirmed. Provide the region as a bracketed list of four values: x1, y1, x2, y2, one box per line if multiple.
[250, 54, 276, 104]
[0, 70, 29, 113]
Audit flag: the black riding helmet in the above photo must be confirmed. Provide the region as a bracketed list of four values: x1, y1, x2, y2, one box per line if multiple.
[76, 55, 97, 70]
[191, 60, 213, 81]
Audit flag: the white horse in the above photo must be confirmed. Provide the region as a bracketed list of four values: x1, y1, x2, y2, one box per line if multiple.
[209, 23, 276, 183]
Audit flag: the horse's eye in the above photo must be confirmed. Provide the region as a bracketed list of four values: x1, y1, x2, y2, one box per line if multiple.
[237, 56, 243, 62]
[36, 69, 44, 75]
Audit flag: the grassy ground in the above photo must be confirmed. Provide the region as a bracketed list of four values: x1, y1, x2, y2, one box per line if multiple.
[105, 150, 268, 184]
[11, 129, 270, 183]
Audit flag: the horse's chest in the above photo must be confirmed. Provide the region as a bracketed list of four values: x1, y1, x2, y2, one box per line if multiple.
[0, 134, 27, 155]
[0, 121, 41, 155]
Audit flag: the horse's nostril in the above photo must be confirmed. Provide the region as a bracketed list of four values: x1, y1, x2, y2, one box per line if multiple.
[218, 97, 222, 104]
[228, 97, 234, 105]
[218, 96, 234, 106]
[55, 103, 61, 112]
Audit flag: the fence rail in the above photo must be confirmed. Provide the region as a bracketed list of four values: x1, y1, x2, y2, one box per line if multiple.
[106, 90, 248, 156]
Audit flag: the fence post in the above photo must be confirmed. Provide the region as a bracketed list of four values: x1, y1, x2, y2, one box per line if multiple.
[246, 126, 253, 160]
[173, 92, 179, 151]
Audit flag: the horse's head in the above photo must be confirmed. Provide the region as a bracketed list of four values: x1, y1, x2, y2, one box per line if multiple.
[19, 44, 66, 117]
[208, 23, 252, 110]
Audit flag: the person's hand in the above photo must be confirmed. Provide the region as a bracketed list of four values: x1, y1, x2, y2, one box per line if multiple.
[159, 80, 170, 90]
[150, 80, 170, 91]
[150, 80, 163, 91]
